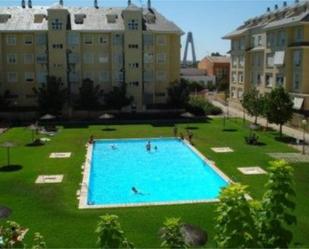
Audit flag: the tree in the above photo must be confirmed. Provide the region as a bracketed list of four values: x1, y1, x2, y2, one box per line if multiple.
[241, 88, 264, 124]
[31, 233, 47, 249]
[33, 76, 67, 115]
[95, 214, 134, 249]
[214, 183, 259, 248]
[160, 218, 188, 249]
[104, 85, 133, 111]
[264, 87, 293, 137]
[167, 79, 190, 108]
[258, 160, 296, 248]
[76, 78, 103, 110]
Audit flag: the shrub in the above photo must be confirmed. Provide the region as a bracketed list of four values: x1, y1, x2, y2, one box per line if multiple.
[186, 96, 222, 116]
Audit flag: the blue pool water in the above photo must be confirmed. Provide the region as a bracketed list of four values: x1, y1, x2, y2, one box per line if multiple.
[88, 138, 228, 206]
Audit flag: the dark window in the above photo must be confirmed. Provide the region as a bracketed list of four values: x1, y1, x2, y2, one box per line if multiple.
[51, 19, 63, 30]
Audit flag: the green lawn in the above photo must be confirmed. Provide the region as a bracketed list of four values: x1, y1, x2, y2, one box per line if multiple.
[0, 118, 308, 248]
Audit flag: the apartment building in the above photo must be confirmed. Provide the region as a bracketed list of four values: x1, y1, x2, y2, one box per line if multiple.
[0, 0, 183, 111]
[224, 0, 309, 116]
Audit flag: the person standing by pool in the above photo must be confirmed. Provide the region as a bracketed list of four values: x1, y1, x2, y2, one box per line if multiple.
[146, 141, 151, 151]
[173, 126, 178, 137]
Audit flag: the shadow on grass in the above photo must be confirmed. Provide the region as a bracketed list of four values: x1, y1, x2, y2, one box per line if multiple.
[26, 142, 45, 147]
[275, 136, 296, 144]
[102, 128, 117, 131]
[222, 128, 238, 132]
[0, 165, 23, 172]
[246, 142, 267, 146]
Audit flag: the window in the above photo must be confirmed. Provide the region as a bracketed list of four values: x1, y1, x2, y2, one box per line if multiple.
[98, 35, 108, 45]
[37, 54, 48, 64]
[129, 63, 139, 68]
[51, 19, 63, 30]
[144, 70, 154, 82]
[6, 35, 16, 45]
[36, 33, 47, 46]
[232, 56, 237, 67]
[52, 44, 63, 49]
[68, 33, 80, 45]
[112, 34, 123, 45]
[69, 72, 80, 82]
[7, 72, 17, 83]
[232, 40, 239, 50]
[293, 50, 301, 67]
[155, 92, 166, 97]
[238, 89, 243, 99]
[24, 35, 33, 45]
[265, 73, 273, 87]
[114, 71, 124, 82]
[83, 53, 94, 64]
[37, 72, 47, 84]
[232, 72, 237, 83]
[24, 54, 33, 64]
[7, 54, 17, 64]
[267, 32, 274, 48]
[239, 38, 245, 50]
[143, 34, 154, 45]
[84, 35, 93, 45]
[68, 53, 79, 64]
[129, 81, 139, 87]
[156, 71, 167, 81]
[128, 44, 138, 49]
[99, 71, 109, 83]
[266, 53, 274, 68]
[157, 35, 167, 46]
[257, 73, 262, 85]
[128, 19, 138, 30]
[157, 53, 166, 64]
[25, 72, 34, 82]
[144, 52, 154, 63]
[295, 27, 303, 42]
[98, 54, 109, 63]
[257, 35, 262, 46]
[277, 31, 286, 47]
[238, 72, 244, 83]
[293, 71, 301, 90]
[231, 87, 237, 98]
[239, 56, 244, 67]
[276, 74, 284, 86]
[257, 54, 263, 67]
[113, 53, 123, 64]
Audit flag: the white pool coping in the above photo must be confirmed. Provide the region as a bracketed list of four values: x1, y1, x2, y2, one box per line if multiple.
[78, 137, 233, 209]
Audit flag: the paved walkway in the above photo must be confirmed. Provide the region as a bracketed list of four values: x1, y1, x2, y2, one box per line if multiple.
[210, 99, 309, 143]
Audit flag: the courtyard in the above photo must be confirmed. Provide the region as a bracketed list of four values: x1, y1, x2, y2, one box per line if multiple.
[0, 118, 308, 247]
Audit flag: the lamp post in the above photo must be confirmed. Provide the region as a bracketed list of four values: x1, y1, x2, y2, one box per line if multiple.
[302, 119, 307, 155]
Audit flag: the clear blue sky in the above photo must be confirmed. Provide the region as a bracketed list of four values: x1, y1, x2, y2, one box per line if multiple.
[1, 0, 295, 60]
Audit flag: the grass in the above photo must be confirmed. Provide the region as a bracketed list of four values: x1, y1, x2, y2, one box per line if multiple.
[0, 118, 308, 248]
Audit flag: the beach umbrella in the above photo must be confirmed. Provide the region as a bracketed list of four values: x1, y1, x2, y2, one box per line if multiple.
[99, 113, 115, 130]
[39, 114, 56, 120]
[28, 124, 38, 143]
[181, 112, 195, 118]
[1, 142, 15, 166]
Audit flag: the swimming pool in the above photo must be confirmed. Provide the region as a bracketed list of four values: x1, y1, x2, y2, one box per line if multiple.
[80, 138, 230, 208]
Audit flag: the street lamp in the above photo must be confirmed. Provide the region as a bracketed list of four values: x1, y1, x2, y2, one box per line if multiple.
[302, 119, 307, 155]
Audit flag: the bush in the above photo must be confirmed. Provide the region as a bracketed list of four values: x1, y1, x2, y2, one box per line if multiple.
[186, 96, 222, 116]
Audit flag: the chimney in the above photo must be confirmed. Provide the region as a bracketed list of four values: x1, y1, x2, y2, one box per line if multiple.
[21, 0, 26, 8]
[28, 0, 32, 8]
[94, 0, 98, 8]
[59, 0, 63, 5]
[267, 7, 271, 12]
[147, 0, 151, 9]
[283, 1, 287, 7]
[274, 4, 279, 10]
[128, 0, 131, 6]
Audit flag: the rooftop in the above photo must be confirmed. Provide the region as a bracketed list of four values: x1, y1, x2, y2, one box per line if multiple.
[201, 56, 230, 64]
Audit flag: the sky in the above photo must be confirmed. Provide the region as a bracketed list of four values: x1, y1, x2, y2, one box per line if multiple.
[1, 0, 296, 60]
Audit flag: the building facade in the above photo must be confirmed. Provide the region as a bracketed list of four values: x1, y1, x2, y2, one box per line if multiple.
[198, 56, 230, 86]
[224, 0, 309, 116]
[0, 0, 183, 111]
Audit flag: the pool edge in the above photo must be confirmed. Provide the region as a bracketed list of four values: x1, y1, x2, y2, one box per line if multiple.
[78, 137, 233, 209]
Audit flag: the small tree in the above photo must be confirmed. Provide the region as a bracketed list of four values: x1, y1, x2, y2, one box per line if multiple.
[76, 78, 103, 111]
[167, 79, 190, 108]
[31, 233, 47, 249]
[258, 160, 296, 248]
[264, 87, 293, 137]
[214, 183, 259, 248]
[241, 88, 264, 124]
[95, 214, 134, 249]
[160, 218, 187, 249]
[104, 85, 133, 111]
[33, 76, 67, 115]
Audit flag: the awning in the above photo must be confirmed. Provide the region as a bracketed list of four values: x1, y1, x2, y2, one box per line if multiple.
[293, 97, 304, 110]
[274, 51, 285, 66]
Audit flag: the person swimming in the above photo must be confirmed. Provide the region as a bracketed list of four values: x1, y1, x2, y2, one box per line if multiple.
[111, 144, 117, 150]
[132, 187, 139, 194]
[146, 141, 151, 151]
